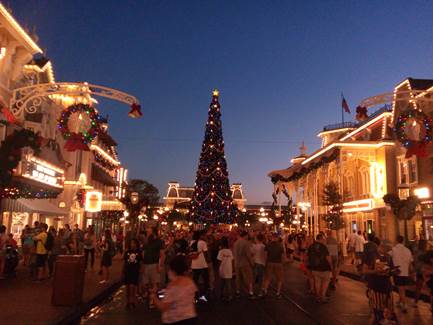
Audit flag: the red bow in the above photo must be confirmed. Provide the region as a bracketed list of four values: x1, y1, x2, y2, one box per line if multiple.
[405, 142, 427, 158]
[64, 134, 90, 152]
[1, 107, 20, 125]
[128, 103, 142, 118]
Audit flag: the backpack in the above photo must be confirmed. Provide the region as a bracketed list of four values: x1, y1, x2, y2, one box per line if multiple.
[45, 232, 54, 251]
[189, 240, 200, 260]
[308, 244, 323, 269]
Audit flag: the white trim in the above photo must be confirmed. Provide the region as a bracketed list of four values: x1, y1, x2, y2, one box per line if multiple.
[340, 112, 393, 141]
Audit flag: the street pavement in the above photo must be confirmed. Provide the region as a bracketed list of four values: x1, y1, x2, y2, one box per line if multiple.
[81, 262, 432, 325]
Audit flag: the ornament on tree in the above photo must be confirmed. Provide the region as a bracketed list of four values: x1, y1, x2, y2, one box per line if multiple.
[395, 109, 433, 158]
[58, 104, 103, 151]
[190, 90, 235, 224]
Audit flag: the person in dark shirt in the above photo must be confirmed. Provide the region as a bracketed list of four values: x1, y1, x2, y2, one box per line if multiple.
[124, 239, 142, 309]
[142, 227, 164, 309]
[307, 234, 333, 303]
[262, 233, 284, 297]
[362, 243, 397, 324]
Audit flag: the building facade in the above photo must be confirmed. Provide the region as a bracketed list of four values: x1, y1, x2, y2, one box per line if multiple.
[0, 4, 130, 238]
[269, 78, 433, 243]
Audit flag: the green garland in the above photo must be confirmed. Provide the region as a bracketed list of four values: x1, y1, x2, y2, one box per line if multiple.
[0, 128, 42, 186]
[0, 182, 60, 199]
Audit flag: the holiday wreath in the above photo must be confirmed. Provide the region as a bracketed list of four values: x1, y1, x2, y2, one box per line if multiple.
[395, 109, 433, 158]
[58, 104, 103, 151]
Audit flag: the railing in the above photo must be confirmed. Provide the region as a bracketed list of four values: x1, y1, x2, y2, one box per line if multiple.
[322, 122, 357, 132]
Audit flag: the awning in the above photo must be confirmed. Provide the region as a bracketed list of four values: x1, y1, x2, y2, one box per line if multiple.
[2, 199, 69, 216]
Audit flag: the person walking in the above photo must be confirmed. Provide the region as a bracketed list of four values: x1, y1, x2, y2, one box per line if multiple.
[389, 235, 414, 312]
[326, 230, 339, 289]
[99, 229, 114, 284]
[251, 233, 266, 295]
[152, 255, 198, 325]
[262, 232, 284, 298]
[354, 230, 365, 271]
[217, 236, 234, 301]
[83, 226, 97, 271]
[233, 231, 255, 299]
[142, 227, 165, 308]
[124, 238, 142, 309]
[33, 223, 48, 282]
[189, 231, 210, 302]
[47, 227, 61, 278]
[307, 234, 333, 303]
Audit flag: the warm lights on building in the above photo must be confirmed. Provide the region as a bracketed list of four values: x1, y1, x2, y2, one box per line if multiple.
[414, 187, 430, 199]
[85, 191, 102, 212]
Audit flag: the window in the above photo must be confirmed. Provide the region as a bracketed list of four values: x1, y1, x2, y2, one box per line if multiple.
[398, 156, 418, 185]
[358, 168, 370, 196]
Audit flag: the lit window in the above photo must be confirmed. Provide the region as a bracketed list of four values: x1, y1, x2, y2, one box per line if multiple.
[398, 156, 417, 185]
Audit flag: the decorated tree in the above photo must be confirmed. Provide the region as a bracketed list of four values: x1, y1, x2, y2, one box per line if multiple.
[383, 193, 420, 244]
[190, 90, 234, 224]
[322, 181, 344, 230]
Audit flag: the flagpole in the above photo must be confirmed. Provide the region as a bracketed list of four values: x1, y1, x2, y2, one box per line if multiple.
[341, 93, 344, 124]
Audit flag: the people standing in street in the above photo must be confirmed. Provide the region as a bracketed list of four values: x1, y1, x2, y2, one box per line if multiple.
[33, 223, 48, 282]
[389, 235, 414, 312]
[99, 229, 114, 284]
[142, 227, 165, 308]
[414, 239, 428, 306]
[251, 233, 266, 295]
[233, 231, 255, 299]
[347, 230, 357, 265]
[47, 227, 61, 278]
[217, 236, 234, 301]
[84, 226, 97, 271]
[326, 230, 339, 289]
[152, 255, 198, 325]
[73, 224, 84, 254]
[124, 238, 142, 309]
[21, 225, 33, 266]
[307, 234, 333, 303]
[189, 231, 210, 302]
[262, 232, 284, 298]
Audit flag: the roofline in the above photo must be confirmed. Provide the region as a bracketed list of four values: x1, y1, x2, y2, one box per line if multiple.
[339, 111, 392, 141]
[0, 3, 43, 54]
[317, 127, 355, 138]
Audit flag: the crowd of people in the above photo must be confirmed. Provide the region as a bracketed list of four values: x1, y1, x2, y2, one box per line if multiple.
[2, 221, 433, 325]
[0, 221, 124, 283]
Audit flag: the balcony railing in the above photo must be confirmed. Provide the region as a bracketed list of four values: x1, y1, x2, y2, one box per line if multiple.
[322, 122, 357, 132]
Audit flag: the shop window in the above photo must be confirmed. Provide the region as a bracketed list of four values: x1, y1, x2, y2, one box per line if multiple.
[398, 156, 418, 185]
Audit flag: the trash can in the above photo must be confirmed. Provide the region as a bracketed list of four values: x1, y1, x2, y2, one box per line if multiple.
[51, 255, 86, 306]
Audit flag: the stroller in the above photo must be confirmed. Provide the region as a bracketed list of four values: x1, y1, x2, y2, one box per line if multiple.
[4, 245, 19, 278]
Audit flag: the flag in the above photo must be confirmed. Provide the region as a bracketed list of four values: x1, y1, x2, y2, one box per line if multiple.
[341, 94, 350, 114]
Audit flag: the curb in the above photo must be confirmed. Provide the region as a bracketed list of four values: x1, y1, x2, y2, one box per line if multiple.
[51, 280, 122, 325]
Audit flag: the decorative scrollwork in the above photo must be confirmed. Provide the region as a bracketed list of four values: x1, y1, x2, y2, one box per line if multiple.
[10, 82, 140, 118]
[359, 90, 433, 108]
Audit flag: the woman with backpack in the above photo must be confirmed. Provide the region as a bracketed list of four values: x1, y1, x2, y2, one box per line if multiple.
[99, 229, 114, 284]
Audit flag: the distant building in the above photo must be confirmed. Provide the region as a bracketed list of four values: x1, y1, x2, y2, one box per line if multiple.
[164, 182, 246, 210]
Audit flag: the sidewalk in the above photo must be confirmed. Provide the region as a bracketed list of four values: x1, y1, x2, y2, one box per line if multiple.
[0, 254, 123, 325]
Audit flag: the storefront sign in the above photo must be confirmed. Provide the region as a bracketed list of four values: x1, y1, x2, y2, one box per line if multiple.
[342, 199, 374, 213]
[85, 191, 102, 212]
[22, 158, 64, 188]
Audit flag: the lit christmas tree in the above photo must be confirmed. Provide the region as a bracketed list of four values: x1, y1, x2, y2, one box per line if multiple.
[190, 89, 235, 224]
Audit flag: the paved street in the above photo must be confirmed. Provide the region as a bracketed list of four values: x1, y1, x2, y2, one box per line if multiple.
[81, 262, 432, 325]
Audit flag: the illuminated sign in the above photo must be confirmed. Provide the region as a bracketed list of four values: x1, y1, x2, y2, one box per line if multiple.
[85, 191, 102, 212]
[342, 199, 374, 213]
[22, 158, 64, 188]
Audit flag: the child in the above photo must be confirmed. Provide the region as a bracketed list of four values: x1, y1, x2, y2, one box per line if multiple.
[217, 237, 234, 301]
[123, 238, 142, 309]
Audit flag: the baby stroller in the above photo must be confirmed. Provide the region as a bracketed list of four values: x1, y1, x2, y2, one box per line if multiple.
[4, 245, 19, 278]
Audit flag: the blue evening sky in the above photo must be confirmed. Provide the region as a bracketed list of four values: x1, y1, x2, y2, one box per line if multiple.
[11, 1, 433, 203]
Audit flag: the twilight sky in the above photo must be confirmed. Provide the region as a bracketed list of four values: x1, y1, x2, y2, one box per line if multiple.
[11, 0, 433, 204]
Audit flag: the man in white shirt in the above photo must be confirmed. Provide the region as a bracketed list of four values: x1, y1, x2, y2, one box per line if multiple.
[389, 235, 414, 312]
[190, 231, 209, 301]
[348, 230, 358, 264]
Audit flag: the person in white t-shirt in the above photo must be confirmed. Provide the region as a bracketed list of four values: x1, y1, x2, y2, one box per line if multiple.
[348, 230, 358, 264]
[354, 230, 365, 269]
[217, 237, 234, 301]
[251, 233, 266, 295]
[189, 231, 209, 301]
[389, 235, 414, 312]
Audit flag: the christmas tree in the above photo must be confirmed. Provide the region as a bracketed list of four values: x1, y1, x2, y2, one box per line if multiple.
[190, 90, 234, 224]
